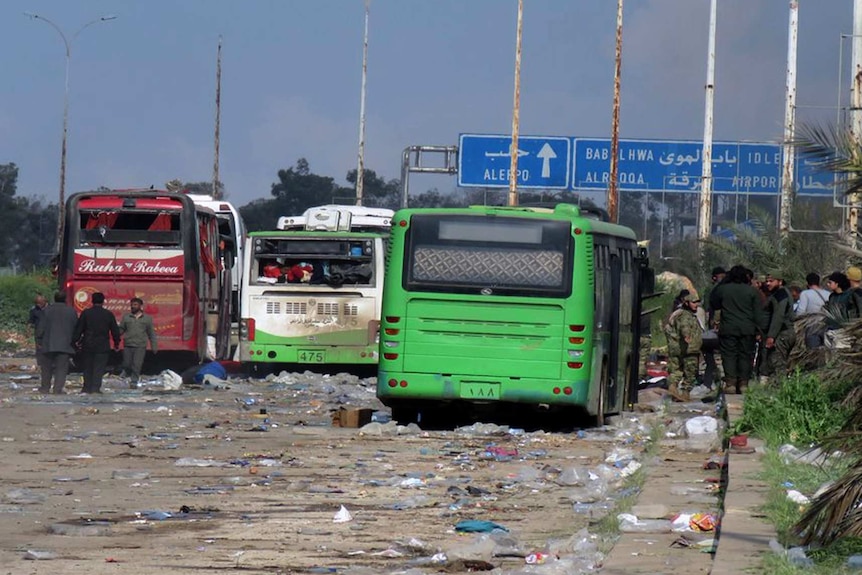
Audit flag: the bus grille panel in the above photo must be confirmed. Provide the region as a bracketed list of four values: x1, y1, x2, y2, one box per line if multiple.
[413, 247, 562, 286]
[282, 302, 308, 315]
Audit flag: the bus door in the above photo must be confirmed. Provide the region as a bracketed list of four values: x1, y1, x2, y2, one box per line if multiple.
[606, 253, 622, 412]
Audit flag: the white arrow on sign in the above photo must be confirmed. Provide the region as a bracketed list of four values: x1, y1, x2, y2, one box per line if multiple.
[537, 143, 557, 178]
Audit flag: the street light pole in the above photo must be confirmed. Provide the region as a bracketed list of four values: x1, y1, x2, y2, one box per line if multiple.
[24, 12, 117, 251]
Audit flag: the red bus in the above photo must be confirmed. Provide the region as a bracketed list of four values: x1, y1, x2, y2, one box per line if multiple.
[57, 190, 233, 363]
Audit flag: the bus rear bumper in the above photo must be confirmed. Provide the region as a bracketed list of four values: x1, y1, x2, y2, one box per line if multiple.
[241, 344, 379, 365]
[377, 370, 590, 406]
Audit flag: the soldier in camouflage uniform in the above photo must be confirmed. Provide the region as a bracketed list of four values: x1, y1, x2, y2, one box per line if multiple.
[663, 293, 703, 402]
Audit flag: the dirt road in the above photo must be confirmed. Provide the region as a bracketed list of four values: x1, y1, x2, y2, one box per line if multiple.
[0, 363, 720, 574]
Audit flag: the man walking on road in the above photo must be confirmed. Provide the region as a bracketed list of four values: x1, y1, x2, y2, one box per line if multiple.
[35, 292, 78, 394]
[119, 298, 158, 388]
[74, 292, 121, 394]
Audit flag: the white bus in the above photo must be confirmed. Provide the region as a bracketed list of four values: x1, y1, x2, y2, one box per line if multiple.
[187, 193, 246, 359]
[239, 205, 393, 371]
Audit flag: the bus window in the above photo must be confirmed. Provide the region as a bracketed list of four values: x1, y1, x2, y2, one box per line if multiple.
[404, 214, 572, 297]
[78, 210, 181, 246]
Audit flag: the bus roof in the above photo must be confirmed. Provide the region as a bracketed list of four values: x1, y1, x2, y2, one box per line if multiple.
[392, 203, 638, 240]
[277, 205, 394, 232]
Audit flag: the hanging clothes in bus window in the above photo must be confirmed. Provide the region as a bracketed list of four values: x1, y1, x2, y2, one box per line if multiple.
[85, 211, 118, 230]
[199, 221, 218, 278]
[148, 212, 173, 231]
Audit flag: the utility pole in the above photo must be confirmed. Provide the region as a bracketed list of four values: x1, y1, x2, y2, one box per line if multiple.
[850, 0, 862, 248]
[212, 35, 222, 199]
[698, 0, 717, 241]
[356, 0, 370, 206]
[24, 12, 117, 251]
[607, 0, 624, 224]
[779, 1, 798, 238]
[508, 0, 524, 207]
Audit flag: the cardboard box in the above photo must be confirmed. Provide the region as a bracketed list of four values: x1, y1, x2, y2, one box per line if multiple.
[331, 407, 374, 428]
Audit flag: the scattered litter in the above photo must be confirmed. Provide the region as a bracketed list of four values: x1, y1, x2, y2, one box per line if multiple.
[48, 521, 112, 537]
[454, 520, 509, 533]
[112, 470, 151, 480]
[689, 513, 717, 532]
[5, 488, 45, 505]
[175, 458, 229, 467]
[333, 505, 353, 523]
[618, 513, 673, 533]
[23, 549, 57, 560]
[525, 552, 550, 564]
[786, 490, 811, 505]
[159, 370, 183, 390]
[137, 510, 172, 521]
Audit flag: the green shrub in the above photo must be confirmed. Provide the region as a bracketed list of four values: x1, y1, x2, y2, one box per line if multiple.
[735, 371, 851, 447]
[0, 272, 56, 332]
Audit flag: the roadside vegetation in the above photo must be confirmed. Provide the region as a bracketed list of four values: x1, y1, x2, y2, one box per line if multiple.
[0, 270, 54, 353]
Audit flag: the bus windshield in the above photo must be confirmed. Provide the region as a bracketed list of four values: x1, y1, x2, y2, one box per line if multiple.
[405, 214, 573, 297]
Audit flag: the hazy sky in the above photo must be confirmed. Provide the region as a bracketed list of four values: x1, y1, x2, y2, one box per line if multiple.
[0, 1, 852, 207]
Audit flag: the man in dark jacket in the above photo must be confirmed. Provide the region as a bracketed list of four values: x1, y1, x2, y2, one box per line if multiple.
[35, 292, 78, 394]
[74, 292, 121, 394]
[712, 265, 764, 394]
[761, 271, 796, 381]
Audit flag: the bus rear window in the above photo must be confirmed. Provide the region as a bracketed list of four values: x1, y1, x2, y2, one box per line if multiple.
[78, 210, 181, 246]
[252, 237, 376, 287]
[405, 214, 572, 297]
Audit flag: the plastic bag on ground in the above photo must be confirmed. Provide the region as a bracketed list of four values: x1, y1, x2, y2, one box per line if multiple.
[333, 504, 353, 523]
[617, 513, 673, 533]
[160, 369, 183, 390]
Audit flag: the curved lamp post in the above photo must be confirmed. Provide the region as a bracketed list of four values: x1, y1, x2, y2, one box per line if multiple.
[24, 12, 117, 251]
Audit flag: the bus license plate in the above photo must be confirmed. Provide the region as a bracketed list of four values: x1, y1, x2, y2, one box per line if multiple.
[460, 383, 500, 400]
[298, 350, 325, 363]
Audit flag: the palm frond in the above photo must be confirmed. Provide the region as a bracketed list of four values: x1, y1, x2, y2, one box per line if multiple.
[794, 460, 862, 546]
[793, 123, 862, 196]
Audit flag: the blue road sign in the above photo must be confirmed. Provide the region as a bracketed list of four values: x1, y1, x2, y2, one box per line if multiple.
[571, 138, 834, 197]
[458, 134, 571, 189]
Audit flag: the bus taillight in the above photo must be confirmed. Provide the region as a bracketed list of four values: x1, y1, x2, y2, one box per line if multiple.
[385, 316, 400, 323]
[569, 325, 585, 332]
[388, 379, 398, 387]
[568, 337, 585, 344]
[384, 328, 399, 335]
[241, 318, 255, 341]
[567, 362, 584, 369]
[383, 352, 398, 360]
[563, 387, 573, 395]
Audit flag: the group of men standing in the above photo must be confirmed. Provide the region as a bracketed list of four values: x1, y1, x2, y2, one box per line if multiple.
[29, 293, 158, 394]
[662, 264, 862, 400]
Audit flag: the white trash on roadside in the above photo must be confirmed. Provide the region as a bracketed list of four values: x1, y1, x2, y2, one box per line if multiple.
[160, 369, 183, 390]
[333, 504, 353, 523]
[786, 490, 811, 505]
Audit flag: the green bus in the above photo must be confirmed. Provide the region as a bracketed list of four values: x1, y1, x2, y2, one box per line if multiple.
[376, 203, 651, 424]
